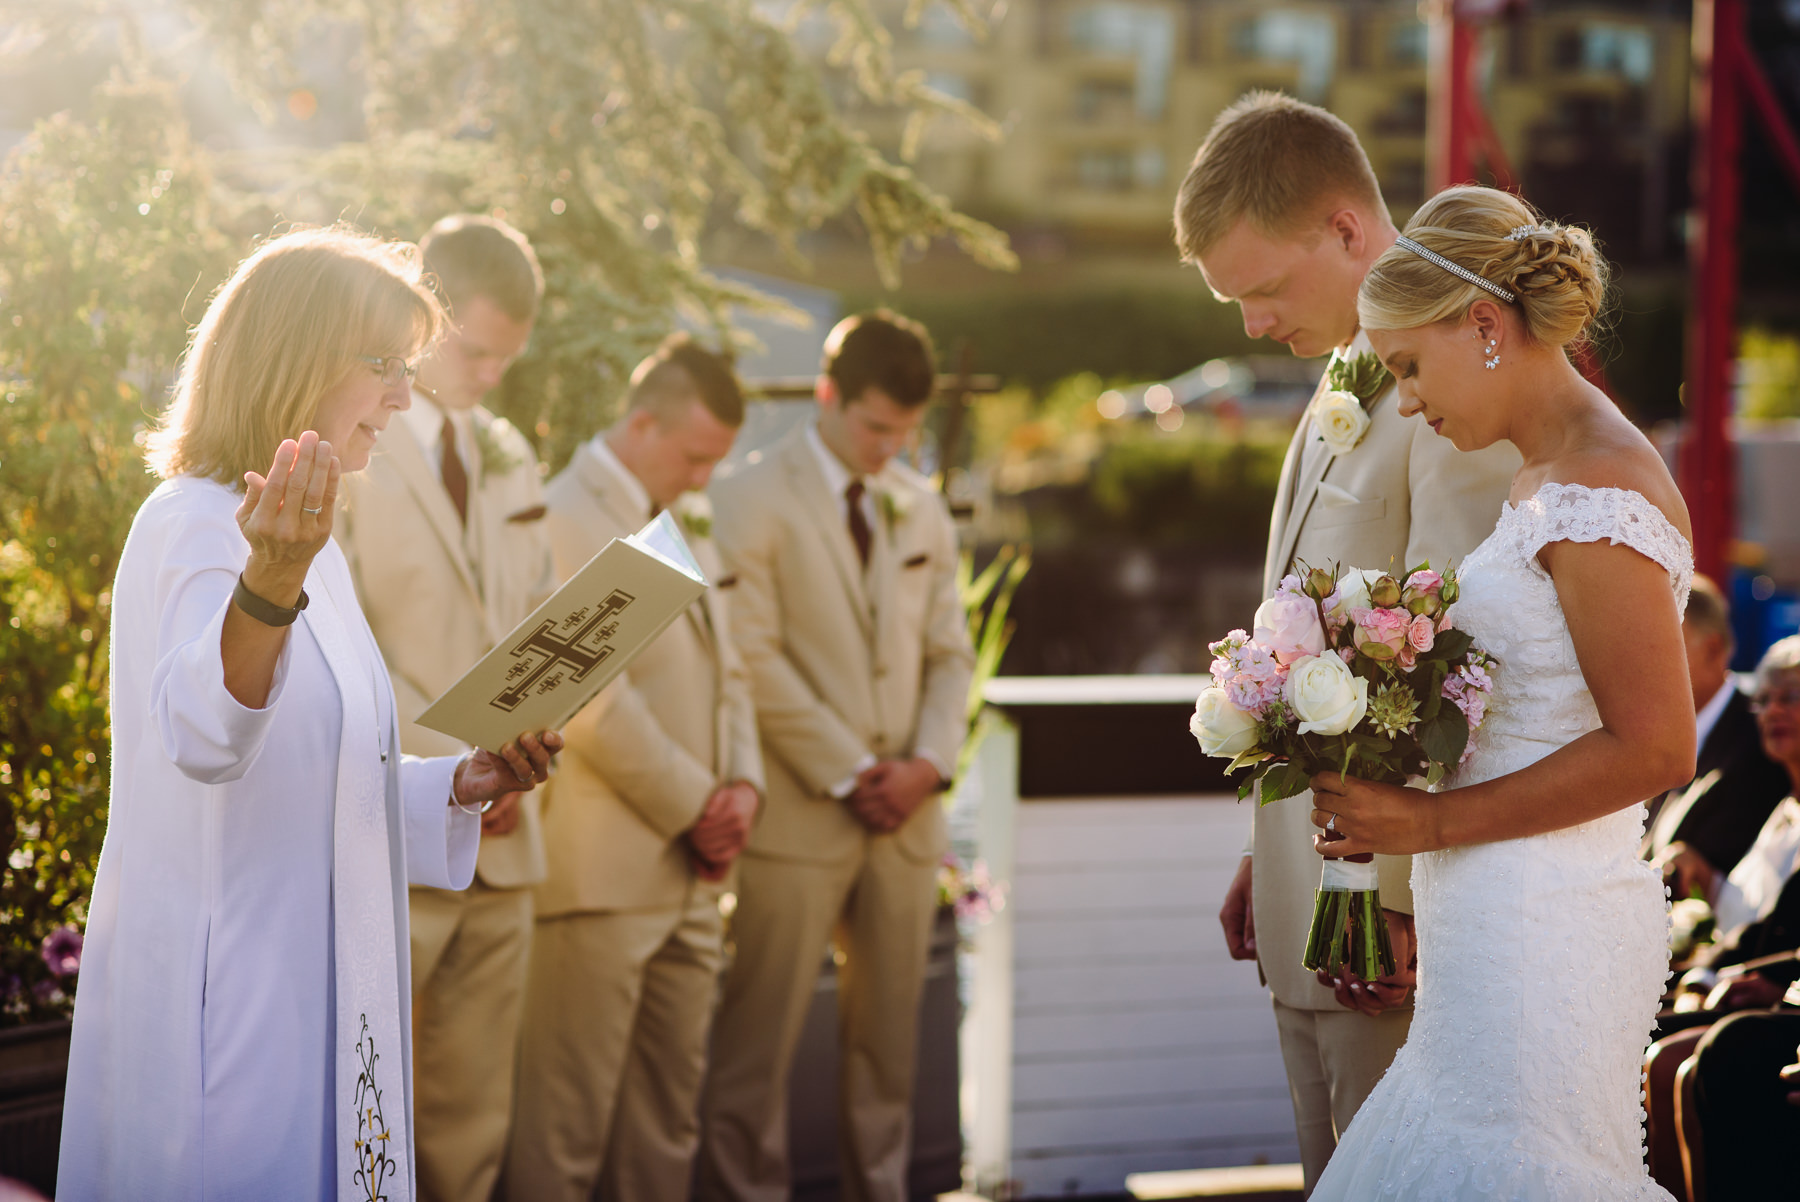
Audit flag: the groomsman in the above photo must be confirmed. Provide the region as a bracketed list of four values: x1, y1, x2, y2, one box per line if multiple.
[336, 214, 555, 1202]
[699, 311, 975, 1202]
[504, 335, 763, 1202]
[1173, 93, 1518, 1191]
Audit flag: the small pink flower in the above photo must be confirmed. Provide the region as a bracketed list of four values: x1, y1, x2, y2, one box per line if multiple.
[1397, 644, 1418, 670]
[1407, 614, 1436, 653]
[1404, 569, 1443, 595]
[1276, 573, 1306, 597]
[1351, 606, 1410, 661]
[41, 925, 82, 977]
[1339, 645, 1356, 664]
[1437, 612, 1454, 633]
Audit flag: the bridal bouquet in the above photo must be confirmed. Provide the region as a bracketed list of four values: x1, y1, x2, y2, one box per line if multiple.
[1190, 563, 1496, 978]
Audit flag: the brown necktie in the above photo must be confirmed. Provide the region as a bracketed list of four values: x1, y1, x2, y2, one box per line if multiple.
[440, 415, 468, 526]
[844, 479, 872, 568]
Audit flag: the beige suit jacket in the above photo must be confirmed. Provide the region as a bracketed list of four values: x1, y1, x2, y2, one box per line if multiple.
[337, 402, 555, 889]
[710, 426, 975, 866]
[532, 440, 764, 917]
[1254, 332, 1519, 1008]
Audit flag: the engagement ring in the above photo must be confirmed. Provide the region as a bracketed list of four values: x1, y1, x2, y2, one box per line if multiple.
[1326, 812, 1338, 833]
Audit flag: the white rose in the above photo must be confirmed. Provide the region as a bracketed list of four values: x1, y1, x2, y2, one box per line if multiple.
[1190, 687, 1260, 758]
[1284, 653, 1370, 737]
[1312, 389, 1371, 456]
[1326, 568, 1387, 624]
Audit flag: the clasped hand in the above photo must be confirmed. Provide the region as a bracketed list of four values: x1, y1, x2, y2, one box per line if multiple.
[846, 757, 941, 834]
[1308, 771, 1442, 859]
[687, 781, 761, 881]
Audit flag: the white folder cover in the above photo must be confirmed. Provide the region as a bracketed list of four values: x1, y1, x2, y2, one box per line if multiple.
[416, 511, 707, 751]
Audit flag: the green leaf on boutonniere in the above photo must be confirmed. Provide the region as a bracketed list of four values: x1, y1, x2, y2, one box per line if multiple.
[472, 420, 522, 476]
[1324, 349, 1392, 407]
[878, 487, 910, 527]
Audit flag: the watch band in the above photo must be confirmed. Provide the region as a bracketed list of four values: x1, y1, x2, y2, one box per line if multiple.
[233, 573, 309, 627]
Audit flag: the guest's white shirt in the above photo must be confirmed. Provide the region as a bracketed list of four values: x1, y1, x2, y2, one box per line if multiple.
[1695, 678, 1737, 750]
[59, 475, 478, 1201]
[1714, 795, 1800, 937]
[402, 389, 478, 483]
[805, 421, 877, 537]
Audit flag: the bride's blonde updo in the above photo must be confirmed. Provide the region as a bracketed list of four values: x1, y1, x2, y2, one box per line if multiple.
[1359, 186, 1609, 348]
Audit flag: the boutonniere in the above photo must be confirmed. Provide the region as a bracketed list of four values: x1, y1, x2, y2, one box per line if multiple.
[472, 419, 522, 476]
[877, 486, 910, 528]
[672, 491, 713, 539]
[1310, 349, 1392, 457]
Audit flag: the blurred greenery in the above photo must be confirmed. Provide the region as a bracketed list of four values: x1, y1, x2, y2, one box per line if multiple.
[1739, 328, 1800, 421]
[0, 0, 1012, 1024]
[0, 78, 237, 1020]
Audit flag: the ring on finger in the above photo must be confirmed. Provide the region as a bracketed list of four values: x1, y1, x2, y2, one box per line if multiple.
[302, 505, 324, 516]
[1326, 812, 1338, 833]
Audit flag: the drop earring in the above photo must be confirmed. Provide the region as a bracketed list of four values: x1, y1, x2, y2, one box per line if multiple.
[1483, 338, 1500, 370]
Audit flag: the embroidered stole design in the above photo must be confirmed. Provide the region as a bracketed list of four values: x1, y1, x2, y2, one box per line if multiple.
[305, 572, 410, 1202]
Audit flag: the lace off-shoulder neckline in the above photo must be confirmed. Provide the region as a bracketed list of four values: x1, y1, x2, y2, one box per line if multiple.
[1501, 480, 1693, 608]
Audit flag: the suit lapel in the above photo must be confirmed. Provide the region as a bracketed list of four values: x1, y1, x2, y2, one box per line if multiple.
[381, 419, 483, 610]
[782, 434, 874, 634]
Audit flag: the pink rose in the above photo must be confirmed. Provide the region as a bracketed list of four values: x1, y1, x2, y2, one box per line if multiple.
[1397, 644, 1418, 670]
[1407, 614, 1437, 653]
[1404, 569, 1443, 594]
[1254, 591, 1327, 665]
[1350, 606, 1410, 661]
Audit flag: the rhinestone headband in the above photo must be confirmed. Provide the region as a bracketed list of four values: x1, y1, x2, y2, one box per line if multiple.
[1505, 224, 1545, 241]
[1393, 235, 1516, 304]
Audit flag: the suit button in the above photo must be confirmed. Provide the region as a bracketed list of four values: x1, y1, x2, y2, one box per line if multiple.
[874, 663, 888, 679]
[872, 735, 887, 752]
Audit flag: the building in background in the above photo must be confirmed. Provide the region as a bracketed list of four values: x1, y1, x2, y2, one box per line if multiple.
[828, 0, 1689, 262]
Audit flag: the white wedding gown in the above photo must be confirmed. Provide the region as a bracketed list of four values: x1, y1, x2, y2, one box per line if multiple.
[1311, 483, 1687, 1201]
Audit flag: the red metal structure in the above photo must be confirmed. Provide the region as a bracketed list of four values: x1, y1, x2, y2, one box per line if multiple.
[1427, 0, 1800, 585]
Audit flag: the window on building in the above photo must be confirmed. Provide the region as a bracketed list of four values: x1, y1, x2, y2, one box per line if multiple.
[1228, 12, 1338, 101]
[1075, 147, 1137, 191]
[1074, 78, 1136, 121]
[1065, 3, 1174, 120]
[1388, 20, 1427, 69]
[1552, 21, 1655, 83]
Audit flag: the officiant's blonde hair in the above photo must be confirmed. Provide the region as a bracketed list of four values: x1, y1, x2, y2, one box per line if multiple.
[147, 226, 444, 487]
[1359, 187, 1609, 349]
[1173, 91, 1385, 260]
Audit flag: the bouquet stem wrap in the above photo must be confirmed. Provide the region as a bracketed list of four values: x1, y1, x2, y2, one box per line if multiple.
[1300, 853, 1396, 979]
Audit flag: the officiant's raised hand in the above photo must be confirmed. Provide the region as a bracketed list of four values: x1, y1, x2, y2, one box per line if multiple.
[1308, 771, 1444, 858]
[453, 730, 564, 810]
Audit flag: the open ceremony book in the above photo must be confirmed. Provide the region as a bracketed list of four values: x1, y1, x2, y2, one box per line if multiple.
[416, 510, 708, 751]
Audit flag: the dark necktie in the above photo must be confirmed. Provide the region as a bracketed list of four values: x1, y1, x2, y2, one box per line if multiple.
[844, 479, 872, 569]
[440, 415, 468, 526]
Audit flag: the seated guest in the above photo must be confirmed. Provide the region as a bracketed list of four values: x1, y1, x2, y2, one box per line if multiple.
[1671, 1005, 1800, 1198]
[1647, 575, 1790, 899]
[504, 335, 763, 1202]
[57, 226, 559, 1201]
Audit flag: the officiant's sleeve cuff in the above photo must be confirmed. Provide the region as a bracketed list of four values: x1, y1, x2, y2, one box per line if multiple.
[402, 754, 478, 890]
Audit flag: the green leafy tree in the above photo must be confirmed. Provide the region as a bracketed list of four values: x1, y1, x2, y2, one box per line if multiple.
[0, 77, 236, 1020]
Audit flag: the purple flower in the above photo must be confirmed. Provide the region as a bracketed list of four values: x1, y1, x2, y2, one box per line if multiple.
[41, 925, 83, 977]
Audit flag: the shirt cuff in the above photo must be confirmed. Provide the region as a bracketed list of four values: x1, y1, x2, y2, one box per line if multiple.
[829, 753, 879, 800]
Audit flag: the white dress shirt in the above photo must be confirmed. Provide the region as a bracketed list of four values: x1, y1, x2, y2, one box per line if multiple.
[1695, 678, 1737, 751]
[1714, 796, 1800, 937]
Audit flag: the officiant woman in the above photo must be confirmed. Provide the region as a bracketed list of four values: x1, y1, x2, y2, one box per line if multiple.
[57, 226, 561, 1202]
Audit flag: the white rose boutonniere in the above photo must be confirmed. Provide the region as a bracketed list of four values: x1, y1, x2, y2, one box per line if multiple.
[1309, 348, 1393, 458]
[672, 491, 713, 540]
[878, 486, 911, 528]
[1311, 390, 1371, 457]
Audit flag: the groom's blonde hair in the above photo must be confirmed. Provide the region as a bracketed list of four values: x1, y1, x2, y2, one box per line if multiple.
[1173, 91, 1385, 261]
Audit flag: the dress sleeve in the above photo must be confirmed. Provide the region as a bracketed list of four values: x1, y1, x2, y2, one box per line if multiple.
[399, 753, 479, 890]
[147, 499, 294, 785]
[1523, 484, 1694, 612]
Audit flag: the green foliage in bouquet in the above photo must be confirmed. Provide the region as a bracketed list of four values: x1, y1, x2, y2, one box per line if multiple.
[0, 79, 237, 1021]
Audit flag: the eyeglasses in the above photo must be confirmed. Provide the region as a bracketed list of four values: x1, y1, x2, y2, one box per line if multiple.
[1751, 687, 1800, 714]
[358, 355, 418, 387]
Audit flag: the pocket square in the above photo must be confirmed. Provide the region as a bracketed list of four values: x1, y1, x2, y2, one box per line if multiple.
[902, 553, 930, 569]
[715, 574, 739, 590]
[1315, 483, 1362, 507]
[506, 505, 548, 524]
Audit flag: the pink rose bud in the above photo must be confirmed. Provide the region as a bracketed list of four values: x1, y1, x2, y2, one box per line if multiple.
[1407, 613, 1436, 653]
[1351, 606, 1410, 661]
[1404, 568, 1443, 595]
[1305, 567, 1337, 600]
[1369, 574, 1403, 608]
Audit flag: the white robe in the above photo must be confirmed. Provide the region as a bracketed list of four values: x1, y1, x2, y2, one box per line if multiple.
[58, 475, 479, 1201]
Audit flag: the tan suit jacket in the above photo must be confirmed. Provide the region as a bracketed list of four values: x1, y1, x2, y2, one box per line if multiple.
[710, 427, 975, 866]
[533, 440, 764, 917]
[337, 401, 555, 888]
[1254, 332, 1518, 1009]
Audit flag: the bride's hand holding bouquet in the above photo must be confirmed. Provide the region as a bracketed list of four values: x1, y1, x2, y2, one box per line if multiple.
[1190, 562, 1497, 980]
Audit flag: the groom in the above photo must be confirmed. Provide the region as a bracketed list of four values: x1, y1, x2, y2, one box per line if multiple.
[1174, 92, 1518, 1190]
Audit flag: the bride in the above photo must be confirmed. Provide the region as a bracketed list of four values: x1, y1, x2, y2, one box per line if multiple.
[1305, 186, 1691, 1200]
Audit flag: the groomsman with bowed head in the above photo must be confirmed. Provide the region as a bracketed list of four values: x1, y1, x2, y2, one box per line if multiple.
[699, 311, 976, 1202]
[503, 334, 764, 1202]
[1172, 93, 1518, 1191]
[335, 213, 556, 1202]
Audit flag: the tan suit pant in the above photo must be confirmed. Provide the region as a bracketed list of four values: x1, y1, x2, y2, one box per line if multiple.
[410, 880, 535, 1202]
[698, 839, 939, 1202]
[1271, 996, 1411, 1196]
[504, 883, 725, 1202]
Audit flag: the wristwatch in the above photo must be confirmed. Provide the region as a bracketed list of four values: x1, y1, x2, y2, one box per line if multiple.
[233, 573, 309, 627]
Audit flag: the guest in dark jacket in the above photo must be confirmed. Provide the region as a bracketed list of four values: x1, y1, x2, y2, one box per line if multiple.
[1647, 575, 1790, 898]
